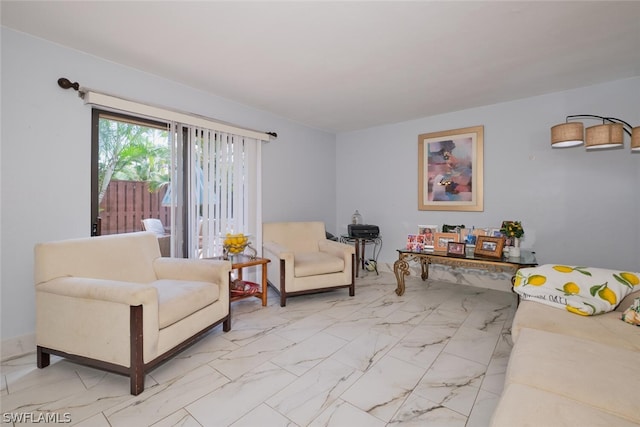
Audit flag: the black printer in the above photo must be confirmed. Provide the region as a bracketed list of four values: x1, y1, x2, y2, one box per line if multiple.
[348, 224, 380, 238]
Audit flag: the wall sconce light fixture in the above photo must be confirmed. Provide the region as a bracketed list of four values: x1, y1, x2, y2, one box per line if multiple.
[551, 115, 639, 152]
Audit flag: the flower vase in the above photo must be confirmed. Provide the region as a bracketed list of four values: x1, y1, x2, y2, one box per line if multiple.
[509, 237, 521, 258]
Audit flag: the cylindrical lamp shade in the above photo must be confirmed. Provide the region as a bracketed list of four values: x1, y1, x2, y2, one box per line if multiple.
[585, 123, 624, 150]
[632, 127, 640, 152]
[551, 122, 584, 148]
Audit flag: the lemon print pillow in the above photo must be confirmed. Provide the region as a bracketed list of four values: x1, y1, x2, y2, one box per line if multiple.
[513, 264, 640, 316]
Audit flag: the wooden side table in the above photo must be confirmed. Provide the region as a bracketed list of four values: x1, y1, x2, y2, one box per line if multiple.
[231, 254, 270, 306]
[208, 254, 270, 306]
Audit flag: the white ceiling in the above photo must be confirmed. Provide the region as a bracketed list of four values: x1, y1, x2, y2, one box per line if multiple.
[2, 1, 639, 133]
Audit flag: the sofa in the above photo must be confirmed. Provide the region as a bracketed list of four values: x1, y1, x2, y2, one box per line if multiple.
[263, 221, 355, 306]
[34, 231, 231, 395]
[491, 265, 640, 426]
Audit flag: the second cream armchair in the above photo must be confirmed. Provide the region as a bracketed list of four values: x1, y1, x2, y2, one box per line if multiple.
[263, 221, 355, 306]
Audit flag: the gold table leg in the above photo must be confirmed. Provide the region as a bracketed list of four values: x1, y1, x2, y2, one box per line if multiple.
[421, 258, 430, 280]
[393, 257, 410, 296]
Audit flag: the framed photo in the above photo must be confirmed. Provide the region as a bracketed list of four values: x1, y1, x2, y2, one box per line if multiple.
[418, 125, 484, 211]
[473, 228, 488, 237]
[489, 228, 504, 237]
[474, 235, 505, 258]
[406, 234, 424, 252]
[418, 224, 438, 248]
[447, 241, 466, 257]
[433, 232, 459, 252]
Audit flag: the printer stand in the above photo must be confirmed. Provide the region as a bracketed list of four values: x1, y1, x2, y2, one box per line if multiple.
[340, 235, 382, 277]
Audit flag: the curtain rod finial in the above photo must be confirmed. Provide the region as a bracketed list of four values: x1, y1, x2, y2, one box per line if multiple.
[57, 77, 80, 91]
[266, 132, 277, 138]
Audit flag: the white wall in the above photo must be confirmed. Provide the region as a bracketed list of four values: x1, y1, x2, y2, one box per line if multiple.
[0, 28, 337, 350]
[336, 78, 640, 270]
[2, 27, 639, 356]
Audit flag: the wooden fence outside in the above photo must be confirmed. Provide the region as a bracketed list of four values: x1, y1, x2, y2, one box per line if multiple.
[99, 180, 171, 235]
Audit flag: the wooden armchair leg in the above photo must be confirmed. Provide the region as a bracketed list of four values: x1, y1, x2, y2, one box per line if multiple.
[130, 305, 145, 395]
[37, 346, 50, 369]
[280, 259, 287, 307]
[349, 253, 356, 296]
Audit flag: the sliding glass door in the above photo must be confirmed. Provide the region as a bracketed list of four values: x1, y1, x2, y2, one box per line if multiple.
[91, 109, 262, 259]
[90, 109, 170, 236]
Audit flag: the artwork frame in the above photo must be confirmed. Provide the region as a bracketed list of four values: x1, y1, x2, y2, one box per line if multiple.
[447, 241, 466, 257]
[418, 125, 484, 211]
[418, 224, 438, 248]
[433, 232, 459, 252]
[474, 235, 505, 259]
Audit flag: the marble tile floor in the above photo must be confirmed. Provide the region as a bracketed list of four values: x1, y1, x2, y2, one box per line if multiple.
[1, 272, 518, 427]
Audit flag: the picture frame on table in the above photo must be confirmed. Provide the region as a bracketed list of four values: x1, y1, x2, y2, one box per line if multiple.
[474, 235, 506, 258]
[418, 125, 484, 211]
[433, 232, 459, 252]
[418, 224, 438, 248]
[473, 228, 488, 237]
[447, 241, 466, 257]
[406, 234, 424, 252]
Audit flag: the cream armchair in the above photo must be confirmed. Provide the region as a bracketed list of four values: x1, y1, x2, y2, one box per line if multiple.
[34, 231, 231, 395]
[263, 221, 355, 306]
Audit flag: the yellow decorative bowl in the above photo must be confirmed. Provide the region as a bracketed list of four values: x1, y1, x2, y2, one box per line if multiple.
[223, 233, 250, 255]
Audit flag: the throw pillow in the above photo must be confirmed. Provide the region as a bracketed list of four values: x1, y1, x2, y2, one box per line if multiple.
[513, 264, 640, 316]
[621, 297, 640, 326]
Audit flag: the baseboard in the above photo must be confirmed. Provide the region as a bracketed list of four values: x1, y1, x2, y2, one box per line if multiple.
[1, 333, 36, 361]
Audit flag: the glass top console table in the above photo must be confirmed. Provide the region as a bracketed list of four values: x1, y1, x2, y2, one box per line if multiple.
[393, 248, 537, 296]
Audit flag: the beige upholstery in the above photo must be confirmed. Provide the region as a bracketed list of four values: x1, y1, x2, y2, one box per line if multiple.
[491, 289, 640, 426]
[511, 298, 640, 351]
[508, 328, 640, 423]
[34, 231, 231, 395]
[263, 221, 355, 306]
[141, 218, 171, 257]
[492, 383, 640, 427]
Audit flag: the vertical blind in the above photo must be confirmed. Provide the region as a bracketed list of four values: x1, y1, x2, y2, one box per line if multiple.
[179, 127, 261, 258]
[168, 124, 262, 259]
[84, 90, 265, 259]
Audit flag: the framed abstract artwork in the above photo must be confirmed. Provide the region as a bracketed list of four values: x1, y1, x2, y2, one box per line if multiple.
[418, 125, 484, 211]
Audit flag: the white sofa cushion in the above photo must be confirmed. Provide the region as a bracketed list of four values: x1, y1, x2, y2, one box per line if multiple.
[506, 328, 640, 424]
[512, 300, 640, 351]
[153, 279, 220, 329]
[294, 252, 345, 277]
[491, 383, 640, 427]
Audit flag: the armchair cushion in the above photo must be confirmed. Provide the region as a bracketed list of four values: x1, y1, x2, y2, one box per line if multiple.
[153, 280, 220, 329]
[294, 252, 345, 277]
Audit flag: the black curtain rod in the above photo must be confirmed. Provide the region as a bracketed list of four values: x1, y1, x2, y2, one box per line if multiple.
[57, 77, 278, 139]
